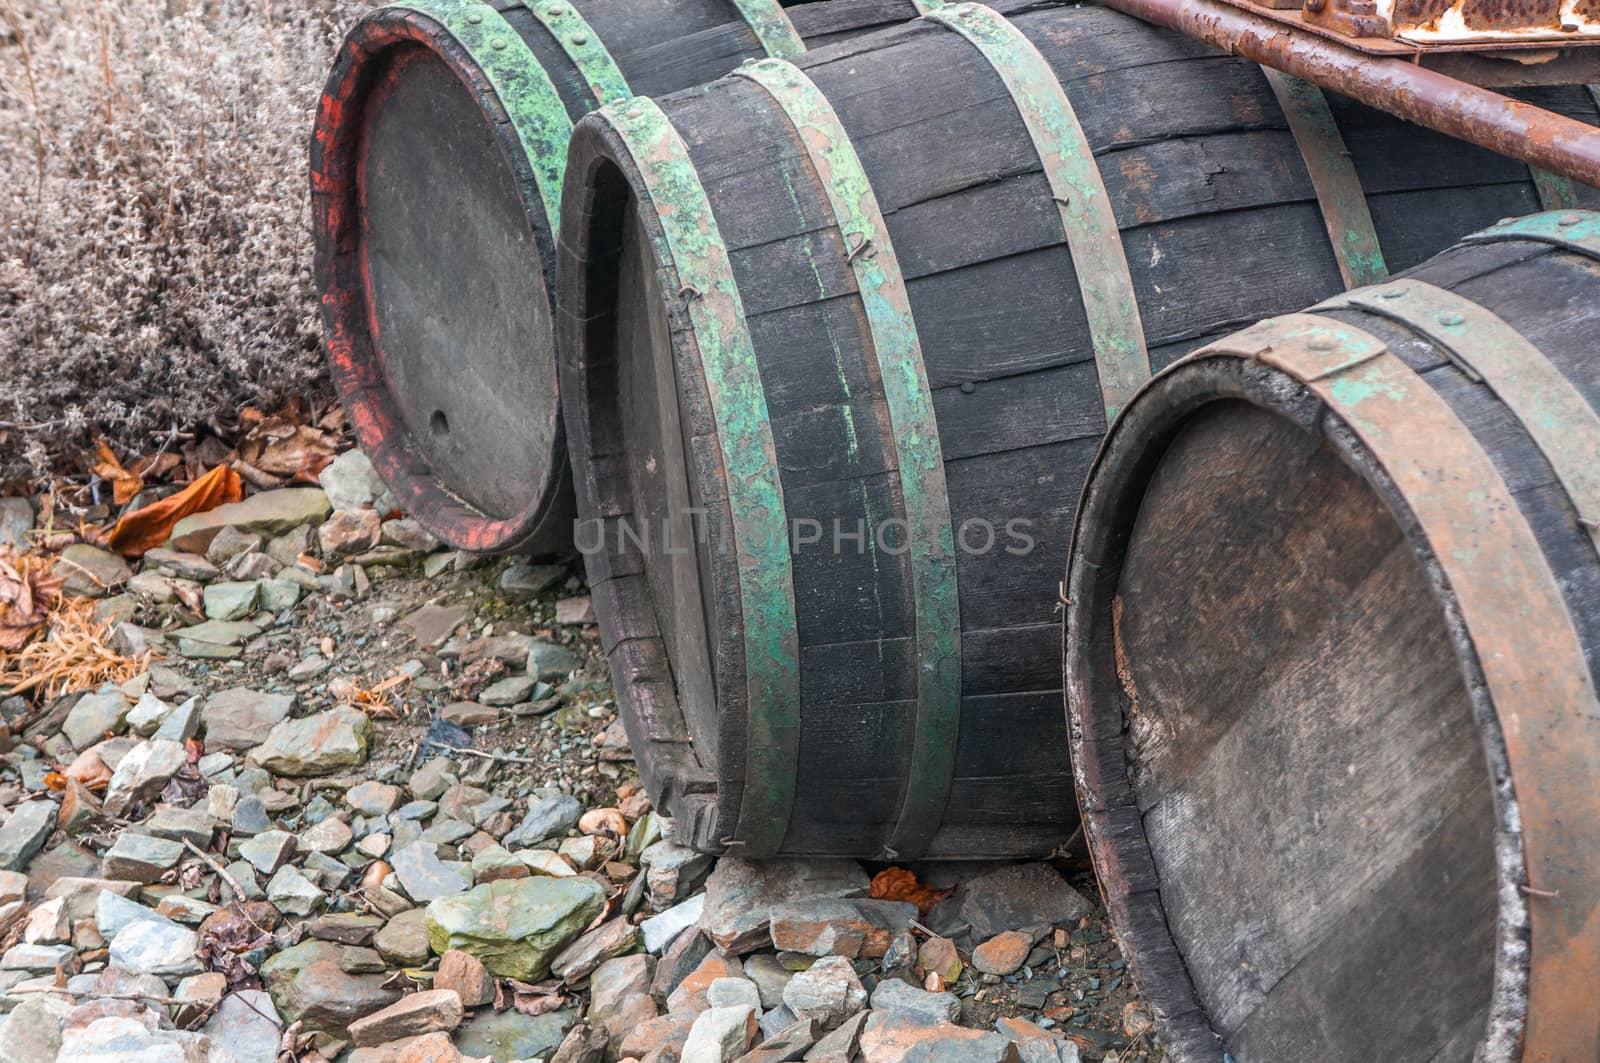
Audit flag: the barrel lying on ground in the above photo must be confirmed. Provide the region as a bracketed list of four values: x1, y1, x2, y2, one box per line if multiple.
[1064, 210, 1600, 1062]
[556, 0, 1600, 859]
[311, 0, 920, 554]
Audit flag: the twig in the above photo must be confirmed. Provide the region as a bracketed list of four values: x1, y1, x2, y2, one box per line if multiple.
[422, 740, 541, 766]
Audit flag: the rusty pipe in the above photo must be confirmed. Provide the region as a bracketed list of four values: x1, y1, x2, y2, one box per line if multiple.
[1091, 0, 1600, 187]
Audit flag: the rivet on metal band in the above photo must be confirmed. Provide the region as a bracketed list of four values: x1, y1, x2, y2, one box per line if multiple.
[728, 0, 805, 59]
[1324, 279, 1600, 556]
[734, 57, 963, 862]
[926, 2, 1149, 423]
[1260, 68, 1388, 289]
[595, 97, 801, 859]
[1460, 208, 1600, 261]
[1206, 312, 1600, 1063]
[390, 0, 572, 230]
[529, 0, 630, 106]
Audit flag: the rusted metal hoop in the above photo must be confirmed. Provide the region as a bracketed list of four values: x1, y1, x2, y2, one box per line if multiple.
[1260, 67, 1388, 289]
[734, 57, 963, 862]
[1322, 279, 1600, 555]
[924, 1, 1150, 422]
[592, 96, 801, 859]
[1207, 312, 1600, 1063]
[1460, 208, 1600, 260]
[728, 0, 804, 58]
[527, 0, 630, 106]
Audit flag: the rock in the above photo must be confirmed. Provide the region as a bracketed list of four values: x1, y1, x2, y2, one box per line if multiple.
[374, 908, 432, 967]
[258, 578, 302, 613]
[742, 1017, 822, 1063]
[666, 950, 743, 1017]
[380, 518, 437, 552]
[640, 840, 714, 906]
[440, 701, 498, 728]
[94, 889, 170, 937]
[347, 781, 402, 817]
[267, 865, 327, 916]
[700, 859, 869, 954]
[144, 548, 220, 582]
[319, 450, 392, 512]
[454, 1006, 574, 1061]
[780, 956, 866, 1031]
[100, 833, 182, 883]
[498, 563, 564, 599]
[589, 954, 655, 1021]
[303, 816, 354, 854]
[0, 870, 25, 904]
[743, 953, 793, 1010]
[768, 899, 917, 960]
[424, 877, 606, 981]
[526, 639, 580, 680]
[169, 488, 331, 553]
[0, 800, 57, 871]
[619, 1013, 696, 1061]
[478, 675, 537, 707]
[549, 1022, 609, 1063]
[869, 980, 960, 1025]
[153, 697, 201, 743]
[238, 830, 297, 874]
[400, 604, 473, 651]
[260, 939, 401, 1036]
[108, 919, 201, 977]
[643, 892, 705, 954]
[349, 989, 465, 1046]
[308, 912, 385, 945]
[203, 580, 259, 621]
[555, 595, 594, 625]
[103, 739, 187, 815]
[502, 792, 582, 849]
[207, 526, 263, 565]
[319, 509, 383, 560]
[0, 992, 72, 1062]
[996, 1017, 1082, 1063]
[0, 942, 76, 972]
[55, 1015, 215, 1063]
[55, 544, 131, 598]
[958, 864, 1092, 941]
[436, 949, 494, 1007]
[858, 1013, 1022, 1063]
[200, 688, 295, 751]
[347, 1032, 474, 1063]
[123, 692, 171, 736]
[550, 916, 639, 982]
[391, 843, 472, 903]
[173, 971, 227, 1025]
[249, 707, 373, 776]
[972, 930, 1033, 976]
[24, 896, 70, 944]
[63, 688, 130, 750]
[706, 977, 761, 1011]
[201, 990, 282, 1063]
[807, 1011, 869, 1063]
[681, 1004, 757, 1062]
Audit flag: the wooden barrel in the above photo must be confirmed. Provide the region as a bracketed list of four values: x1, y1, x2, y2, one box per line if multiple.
[310, 0, 920, 554]
[1063, 210, 1600, 1062]
[556, 0, 1600, 859]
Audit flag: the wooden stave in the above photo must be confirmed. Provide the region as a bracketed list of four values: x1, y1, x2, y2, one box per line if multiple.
[558, 0, 1600, 859]
[1062, 213, 1600, 1062]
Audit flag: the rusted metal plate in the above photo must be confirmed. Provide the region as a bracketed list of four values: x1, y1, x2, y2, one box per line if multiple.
[594, 96, 801, 858]
[1212, 312, 1600, 1063]
[1261, 68, 1389, 287]
[529, 0, 630, 106]
[925, 2, 1150, 421]
[1323, 278, 1600, 553]
[734, 57, 963, 862]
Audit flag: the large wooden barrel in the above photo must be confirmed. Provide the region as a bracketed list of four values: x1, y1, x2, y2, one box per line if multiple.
[1063, 210, 1600, 1062]
[555, 0, 1600, 859]
[310, 0, 920, 554]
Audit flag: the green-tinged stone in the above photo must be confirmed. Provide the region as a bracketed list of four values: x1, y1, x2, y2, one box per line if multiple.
[424, 877, 605, 981]
[248, 708, 372, 777]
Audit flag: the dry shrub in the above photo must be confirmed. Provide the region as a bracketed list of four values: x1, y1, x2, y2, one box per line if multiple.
[0, 0, 363, 480]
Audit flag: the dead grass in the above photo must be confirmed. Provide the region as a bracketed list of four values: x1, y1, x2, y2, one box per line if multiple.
[0, 595, 149, 700]
[0, 0, 363, 481]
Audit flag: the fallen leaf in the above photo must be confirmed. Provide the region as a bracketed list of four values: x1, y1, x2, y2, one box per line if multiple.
[90, 440, 145, 506]
[0, 547, 64, 651]
[870, 867, 954, 916]
[108, 463, 242, 558]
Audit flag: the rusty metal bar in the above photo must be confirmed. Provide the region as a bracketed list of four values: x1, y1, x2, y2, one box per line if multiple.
[1092, 0, 1600, 186]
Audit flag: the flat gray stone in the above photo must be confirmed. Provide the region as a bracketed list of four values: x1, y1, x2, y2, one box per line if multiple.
[62, 688, 129, 750]
[201, 688, 295, 751]
[0, 801, 57, 871]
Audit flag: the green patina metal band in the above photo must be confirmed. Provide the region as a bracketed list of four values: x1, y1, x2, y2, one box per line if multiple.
[1529, 168, 1584, 212]
[597, 97, 800, 858]
[729, 0, 805, 59]
[1461, 208, 1600, 260]
[927, 3, 1149, 423]
[390, 0, 571, 231]
[1325, 278, 1600, 554]
[1260, 67, 1388, 290]
[911, 0, 948, 11]
[735, 58, 962, 860]
[528, 0, 630, 106]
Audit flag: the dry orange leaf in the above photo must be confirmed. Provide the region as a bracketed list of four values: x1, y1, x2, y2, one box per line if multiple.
[0, 547, 64, 652]
[870, 867, 955, 916]
[91, 440, 145, 506]
[108, 463, 242, 558]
